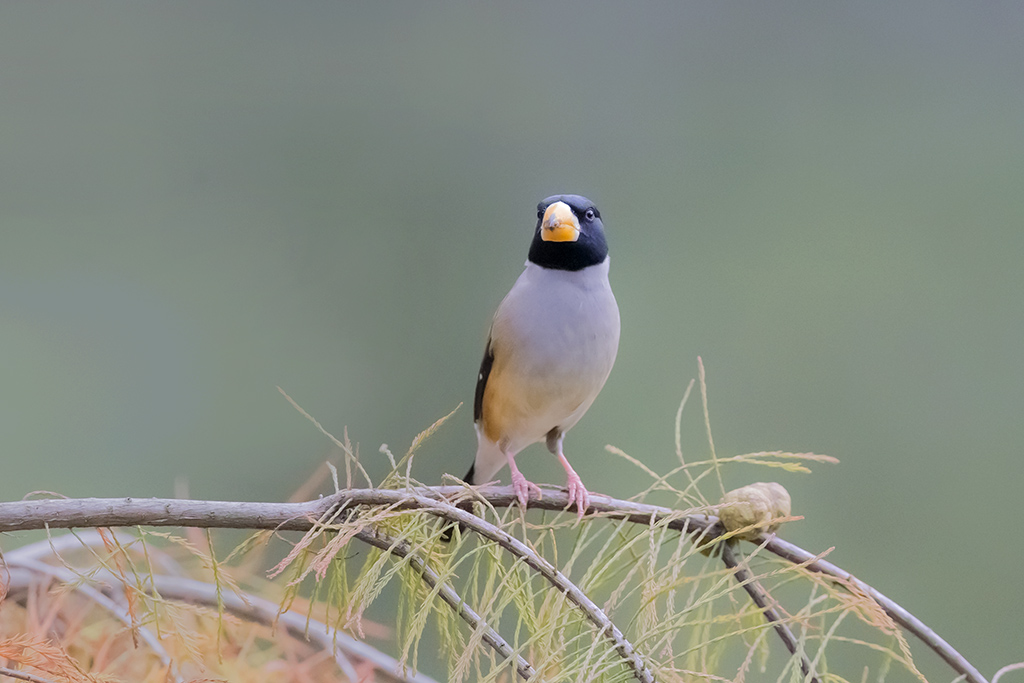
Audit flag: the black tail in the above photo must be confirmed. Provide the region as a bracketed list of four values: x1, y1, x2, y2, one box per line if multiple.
[440, 463, 477, 542]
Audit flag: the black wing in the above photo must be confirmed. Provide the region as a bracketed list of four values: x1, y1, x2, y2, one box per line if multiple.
[473, 337, 495, 423]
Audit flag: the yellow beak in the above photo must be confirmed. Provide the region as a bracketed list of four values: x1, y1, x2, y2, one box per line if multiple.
[540, 201, 580, 242]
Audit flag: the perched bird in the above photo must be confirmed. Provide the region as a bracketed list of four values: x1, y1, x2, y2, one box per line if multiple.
[463, 194, 620, 517]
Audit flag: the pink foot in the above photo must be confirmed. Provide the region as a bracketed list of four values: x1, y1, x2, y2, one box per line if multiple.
[565, 470, 590, 519]
[510, 468, 542, 509]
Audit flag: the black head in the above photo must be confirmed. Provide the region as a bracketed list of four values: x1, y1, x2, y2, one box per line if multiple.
[527, 194, 609, 271]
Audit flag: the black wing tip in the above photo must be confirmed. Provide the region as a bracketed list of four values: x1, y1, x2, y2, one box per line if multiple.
[440, 464, 477, 543]
[474, 341, 495, 423]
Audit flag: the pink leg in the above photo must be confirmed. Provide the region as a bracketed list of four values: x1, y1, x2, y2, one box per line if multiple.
[556, 452, 590, 519]
[547, 431, 590, 519]
[506, 451, 542, 510]
[548, 432, 589, 518]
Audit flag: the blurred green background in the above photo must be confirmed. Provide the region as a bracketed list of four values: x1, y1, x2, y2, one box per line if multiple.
[1, 1, 1021, 675]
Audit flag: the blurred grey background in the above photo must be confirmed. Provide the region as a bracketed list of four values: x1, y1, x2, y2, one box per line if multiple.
[1, 1, 1020, 675]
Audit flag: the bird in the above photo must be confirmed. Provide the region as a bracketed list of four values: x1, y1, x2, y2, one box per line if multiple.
[461, 194, 620, 519]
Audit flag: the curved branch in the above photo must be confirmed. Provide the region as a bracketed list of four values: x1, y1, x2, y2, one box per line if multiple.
[147, 572, 429, 683]
[720, 541, 818, 683]
[762, 535, 987, 683]
[992, 662, 1024, 683]
[392, 492, 656, 683]
[4, 533, 517, 683]
[352, 525, 537, 681]
[0, 668, 59, 683]
[4, 561, 441, 683]
[3, 561, 431, 683]
[4, 557, 182, 682]
[0, 486, 985, 683]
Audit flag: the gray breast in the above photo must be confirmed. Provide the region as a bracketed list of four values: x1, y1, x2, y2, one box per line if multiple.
[492, 258, 620, 386]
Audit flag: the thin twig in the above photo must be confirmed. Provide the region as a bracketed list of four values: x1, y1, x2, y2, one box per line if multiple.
[3, 563, 437, 683]
[4, 557, 182, 683]
[0, 667, 58, 683]
[719, 540, 818, 683]
[697, 356, 725, 497]
[992, 662, 1024, 683]
[353, 526, 537, 681]
[673, 377, 702, 500]
[763, 535, 987, 683]
[388, 492, 656, 683]
[147, 573, 440, 683]
[0, 487, 986, 683]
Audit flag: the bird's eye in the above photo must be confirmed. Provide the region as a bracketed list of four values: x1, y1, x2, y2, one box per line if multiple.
[537, 209, 544, 220]
[584, 209, 596, 221]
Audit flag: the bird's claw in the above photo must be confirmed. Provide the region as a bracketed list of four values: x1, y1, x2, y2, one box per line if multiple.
[510, 470, 542, 509]
[565, 471, 590, 520]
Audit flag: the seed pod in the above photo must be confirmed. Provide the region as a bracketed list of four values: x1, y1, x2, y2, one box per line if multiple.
[718, 482, 792, 541]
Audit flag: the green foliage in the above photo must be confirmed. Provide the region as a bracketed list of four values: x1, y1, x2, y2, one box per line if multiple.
[0, 376, 973, 682]
[270, 369, 930, 683]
